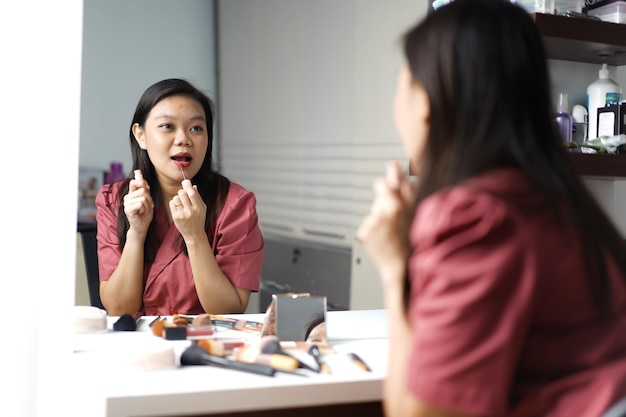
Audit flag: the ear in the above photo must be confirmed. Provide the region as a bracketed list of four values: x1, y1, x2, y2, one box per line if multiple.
[413, 82, 430, 126]
[132, 123, 147, 150]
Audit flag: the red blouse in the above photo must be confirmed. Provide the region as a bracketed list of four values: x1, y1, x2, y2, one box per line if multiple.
[407, 169, 626, 416]
[95, 181, 264, 315]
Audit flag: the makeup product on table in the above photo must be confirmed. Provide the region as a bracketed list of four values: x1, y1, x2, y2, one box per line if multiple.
[260, 336, 319, 372]
[164, 325, 215, 340]
[74, 306, 107, 333]
[210, 315, 264, 333]
[347, 352, 372, 372]
[148, 316, 162, 328]
[170, 313, 263, 333]
[179, 345, 275, 377]
[151, 318, 170, 337]
[319, 352, 373, 375]
[234, 346, 300, 372]
[308, 343, 331, 375]
[113, 312, 142, 331]
[151, 317, 214, 339]
[196, 338, 246, 357]
[172, 315, 189, 327]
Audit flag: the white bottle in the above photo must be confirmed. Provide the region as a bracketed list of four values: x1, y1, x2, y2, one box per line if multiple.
[587, 64, 622, 140]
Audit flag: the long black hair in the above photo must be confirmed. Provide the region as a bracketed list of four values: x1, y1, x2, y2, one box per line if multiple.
[404, 0, 626, 316]
[116, 78, 230, 262]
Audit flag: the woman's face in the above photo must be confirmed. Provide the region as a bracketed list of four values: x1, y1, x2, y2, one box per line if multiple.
[393, 63, 430, 174]
[133, 95, 208, 184]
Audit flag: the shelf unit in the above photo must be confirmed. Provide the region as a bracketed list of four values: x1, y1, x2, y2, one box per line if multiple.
[532, 13, 626, 177]
[533, 13, 626, 65]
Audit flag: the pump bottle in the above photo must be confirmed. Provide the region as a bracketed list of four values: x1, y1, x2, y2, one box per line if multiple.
[587, 64, 622, 140]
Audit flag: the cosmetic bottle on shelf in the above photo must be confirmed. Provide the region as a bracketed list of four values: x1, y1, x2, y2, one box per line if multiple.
[555, 93, 573, 144]
[587, 64, 622, 140]
[105, 162, 126, 184]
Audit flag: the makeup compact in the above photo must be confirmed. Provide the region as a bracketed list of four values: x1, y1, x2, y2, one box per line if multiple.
[74, 305, 107, 333]
[260, 293, 327, 342]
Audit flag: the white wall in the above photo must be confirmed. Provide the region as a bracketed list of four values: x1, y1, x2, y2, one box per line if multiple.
[1, 1, 82, 417]
[218, 0, 427, 309]
[79, 0, 217, 174]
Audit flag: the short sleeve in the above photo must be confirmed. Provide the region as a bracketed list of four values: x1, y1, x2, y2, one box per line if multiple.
[95, 183, 123, 282]
[406, 187, 537, 416]
[213, 184, 264, 291]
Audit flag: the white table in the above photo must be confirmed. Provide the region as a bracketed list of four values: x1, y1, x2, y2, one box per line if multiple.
[70, 309, 388, 417]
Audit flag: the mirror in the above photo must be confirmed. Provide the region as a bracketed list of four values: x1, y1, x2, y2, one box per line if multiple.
[76, 0, 219, 306]
[78, 0, 417, 311]
[261, 293, 327, 342]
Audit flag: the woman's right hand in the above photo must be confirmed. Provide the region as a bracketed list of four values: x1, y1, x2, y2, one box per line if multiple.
[123, 169, 154, 235]
[356, 161, 416, 284]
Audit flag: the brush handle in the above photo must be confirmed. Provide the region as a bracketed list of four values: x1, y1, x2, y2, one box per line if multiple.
[180, 346, 275, 377]
[308, 344, 331, 374]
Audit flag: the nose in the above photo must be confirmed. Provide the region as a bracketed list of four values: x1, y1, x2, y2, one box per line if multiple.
[173, 129, 191, 146]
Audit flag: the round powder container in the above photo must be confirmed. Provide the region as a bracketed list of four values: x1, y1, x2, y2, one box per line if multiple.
[74, 305, 108, 333]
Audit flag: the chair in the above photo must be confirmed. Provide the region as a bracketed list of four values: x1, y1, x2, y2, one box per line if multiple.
[602, 397, 626, 417]
[77, 221, 105, 310]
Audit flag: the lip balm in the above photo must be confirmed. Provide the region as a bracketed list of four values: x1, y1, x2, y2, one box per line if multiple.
[180, 165, 186, 181]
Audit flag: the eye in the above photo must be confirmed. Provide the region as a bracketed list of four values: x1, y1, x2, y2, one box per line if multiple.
[159, 123, 173, 130]
[190, 125, 205, 133]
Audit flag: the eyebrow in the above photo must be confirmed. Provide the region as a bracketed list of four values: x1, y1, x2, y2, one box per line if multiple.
[154, 114, 206, 122]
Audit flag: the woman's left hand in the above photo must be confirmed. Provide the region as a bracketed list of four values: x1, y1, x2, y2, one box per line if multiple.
[356, 161, 416, 284]
[170, 180, 208, 240]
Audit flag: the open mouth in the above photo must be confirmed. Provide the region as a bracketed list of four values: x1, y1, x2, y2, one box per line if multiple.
[172, 153, 192, 168]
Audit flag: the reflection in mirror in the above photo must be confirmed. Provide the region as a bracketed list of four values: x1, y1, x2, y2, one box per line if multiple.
[304, 312, 327, 343]
[272, 294, 327, 342]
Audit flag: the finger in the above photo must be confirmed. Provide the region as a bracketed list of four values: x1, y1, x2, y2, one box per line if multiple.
[171, 196, 184, 210]
[373, 177, 396, 202]
[181, 180, 196, 201]
[129, 177, 149, 193]
[134, 169, 143, 181]
[177, 190, 188, 206]
[386, 160, 407, 190]
[125, 200, 146, 216]
[356, 215, 375, 242]
[399, 180, 417, 207]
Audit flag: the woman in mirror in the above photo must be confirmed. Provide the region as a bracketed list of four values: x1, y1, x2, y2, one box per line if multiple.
[96, 78, 264, 316]
[357, 0, 626, 416]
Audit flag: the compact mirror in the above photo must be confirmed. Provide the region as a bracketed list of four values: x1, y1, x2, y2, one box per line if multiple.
[261, 293, 327, 342]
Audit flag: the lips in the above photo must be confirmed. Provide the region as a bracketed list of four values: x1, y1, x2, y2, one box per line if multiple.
[172, 153, 192, 168]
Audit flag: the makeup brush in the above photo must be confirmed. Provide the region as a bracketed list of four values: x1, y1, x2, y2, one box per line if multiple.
[308, 343, 331, 375]
[347, 352, 372, 372]
[113, 312, 142, 331]
[260, 336, 319, 372]
[150, 318, 171, 337]
[234, 346, 300, 372]
[180, 345, 275, 377]
[196, 338, 246, 357]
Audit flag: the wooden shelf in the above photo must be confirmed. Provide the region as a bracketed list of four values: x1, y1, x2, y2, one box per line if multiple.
[568, 153, 626, 178]
[531, 14, 626, 178]
[533, 13, 626, 65]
